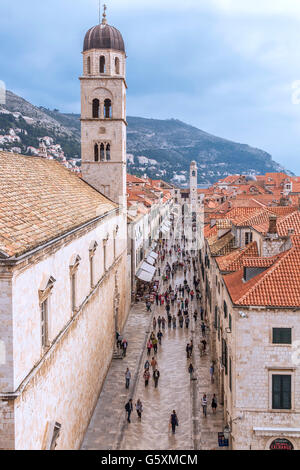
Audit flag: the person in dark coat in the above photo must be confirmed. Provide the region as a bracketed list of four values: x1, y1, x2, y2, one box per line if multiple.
[170, 410, 179, 434]
[125, 399, 133, 423]
[153, 368, 160, 388]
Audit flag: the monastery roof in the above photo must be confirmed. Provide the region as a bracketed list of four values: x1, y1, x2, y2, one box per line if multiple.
[0, 152, 117, 258]
[127, 174, 146, 184]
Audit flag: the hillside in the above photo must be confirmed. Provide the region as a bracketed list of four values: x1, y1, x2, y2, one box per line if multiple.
[0, 90, 290, 184]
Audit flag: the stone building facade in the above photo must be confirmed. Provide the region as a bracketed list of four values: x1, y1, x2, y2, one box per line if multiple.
[201, 203, 300, 450]
[0, 153, 130, 450]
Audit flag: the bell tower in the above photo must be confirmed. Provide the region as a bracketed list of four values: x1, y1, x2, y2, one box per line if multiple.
[80, 5, 127, 207]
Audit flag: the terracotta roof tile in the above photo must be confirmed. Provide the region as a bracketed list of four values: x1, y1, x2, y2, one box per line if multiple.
[0, 152, 116, 257]
[224, 236, 300, 307]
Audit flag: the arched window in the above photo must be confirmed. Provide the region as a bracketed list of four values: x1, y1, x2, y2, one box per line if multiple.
[100, 143, 105, 161]
[192, 171, 196, 177]
[94, 143, 99, 162]
[100, 56, 105, 74]
[87, 56, 91, 74]
[106, 144, 111, 161]
[115, 57, 120, 74]
[92, 99, 100, 118]
[104, 99, 112, 118]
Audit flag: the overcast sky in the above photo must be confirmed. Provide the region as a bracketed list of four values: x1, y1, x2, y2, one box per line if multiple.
[1, 0, 300, 173]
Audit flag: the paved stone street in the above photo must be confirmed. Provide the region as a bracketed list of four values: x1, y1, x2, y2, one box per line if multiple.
[82, 235, 224, 450]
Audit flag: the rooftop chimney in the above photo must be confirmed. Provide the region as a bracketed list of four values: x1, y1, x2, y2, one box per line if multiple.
[268, 215, 277, 235]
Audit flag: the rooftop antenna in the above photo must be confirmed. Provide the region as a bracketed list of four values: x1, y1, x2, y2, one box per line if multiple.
[99, 0, 101, 24]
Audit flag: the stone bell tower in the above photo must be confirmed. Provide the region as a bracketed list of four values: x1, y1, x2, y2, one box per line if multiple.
[80, 5, 127, 207]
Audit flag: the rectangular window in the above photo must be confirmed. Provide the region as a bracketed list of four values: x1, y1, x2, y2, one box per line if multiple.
[214, 307, 218, 330]
[272, 375, 291, 410]
[224, 301, 228, 318]
[113, 237, 116, 260]
[229, 314, 232, 331]
[71, 272, 76, 313]
[222, 339, 228, 375]
[90, 256, 94, 288]
[229, 358, 232, 391]
[41, 299, 48, 349]
[245, 232, 253, 245]
[273, 328, 292, 345]
[103, 244, 107, 272]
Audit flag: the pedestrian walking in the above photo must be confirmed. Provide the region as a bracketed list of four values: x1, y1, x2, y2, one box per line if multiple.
[153, 317, 157, 329]
[153, 368, 160, 388]
[147, 339, 153, 356]
[211, 394, 218, 414]
[122, 339, 128, 357]
[186, 343, 191, 358]
[193, 310, 198, 322]
[144, 369, 150, 387]
[156, 293, 159, 306]
[172, 315, 177, 329]
[179, 315, 184, 328]
[188, 363, 194, 379]
[152, 337, 158, 354]
[125, 368, 131, 389]
[125, 399, 133, 423]
[158, 316, 162, 329]
[151, 356, 158, 370]
[161, 317, 166, 329]
[157, 330, 163, 345]
[136, 399, 143, 420]
[201, 322, 206, 337]
[144, 360, 150, 370]
[210, 363, 215, 384]
[185, 316, 190, 329]
[146, 300, 152, 312]
[170, 411, 179, 434]
[201, 394, 208, 417]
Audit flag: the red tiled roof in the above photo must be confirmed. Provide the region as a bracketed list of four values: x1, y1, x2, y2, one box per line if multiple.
[224, 236, 300, 307]
[216, 242, 259, 272]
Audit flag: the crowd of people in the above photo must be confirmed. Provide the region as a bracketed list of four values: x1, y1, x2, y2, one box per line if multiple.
[123, 221, 219, 434]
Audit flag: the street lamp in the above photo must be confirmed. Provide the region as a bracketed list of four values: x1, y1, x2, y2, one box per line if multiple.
[223, 425, 231, 441]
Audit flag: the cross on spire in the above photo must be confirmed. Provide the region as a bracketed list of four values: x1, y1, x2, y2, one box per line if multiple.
[102, 3, 107, 25]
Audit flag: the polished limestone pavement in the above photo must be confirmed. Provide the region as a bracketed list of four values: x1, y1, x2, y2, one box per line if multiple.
[82, 239, 224, 450]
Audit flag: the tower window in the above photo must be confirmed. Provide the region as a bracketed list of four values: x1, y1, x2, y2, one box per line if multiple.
[87, 56, 91, 75]
[115, 57, 120, 74]
[192, 171, 196, 177]
[94, 143, 99, 162]
[100, 143, 105, 161]
[106, 143, 111, 161]
[100, 56, 105, 74]
[92, 99, 100, 118]
[104, 99, 112, 118]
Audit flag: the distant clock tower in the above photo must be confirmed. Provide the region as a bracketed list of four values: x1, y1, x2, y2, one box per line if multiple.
[80, 5, 127, 207]
[190, 160, 198, 215]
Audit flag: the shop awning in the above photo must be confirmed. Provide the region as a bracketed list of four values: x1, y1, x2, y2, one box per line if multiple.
[136, 269, 154, 283]
[150, 251, 158, 259]
[146, 255, 155, 265]
[161, 224, 170, 234]
[140, 261, 156, 275]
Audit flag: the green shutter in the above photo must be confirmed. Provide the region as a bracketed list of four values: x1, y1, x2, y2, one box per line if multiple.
[272, 375, 291, 410]
[273, 328, 292, 344]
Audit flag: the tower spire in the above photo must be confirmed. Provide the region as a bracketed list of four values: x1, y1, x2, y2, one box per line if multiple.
[102, 4, 107, 25]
